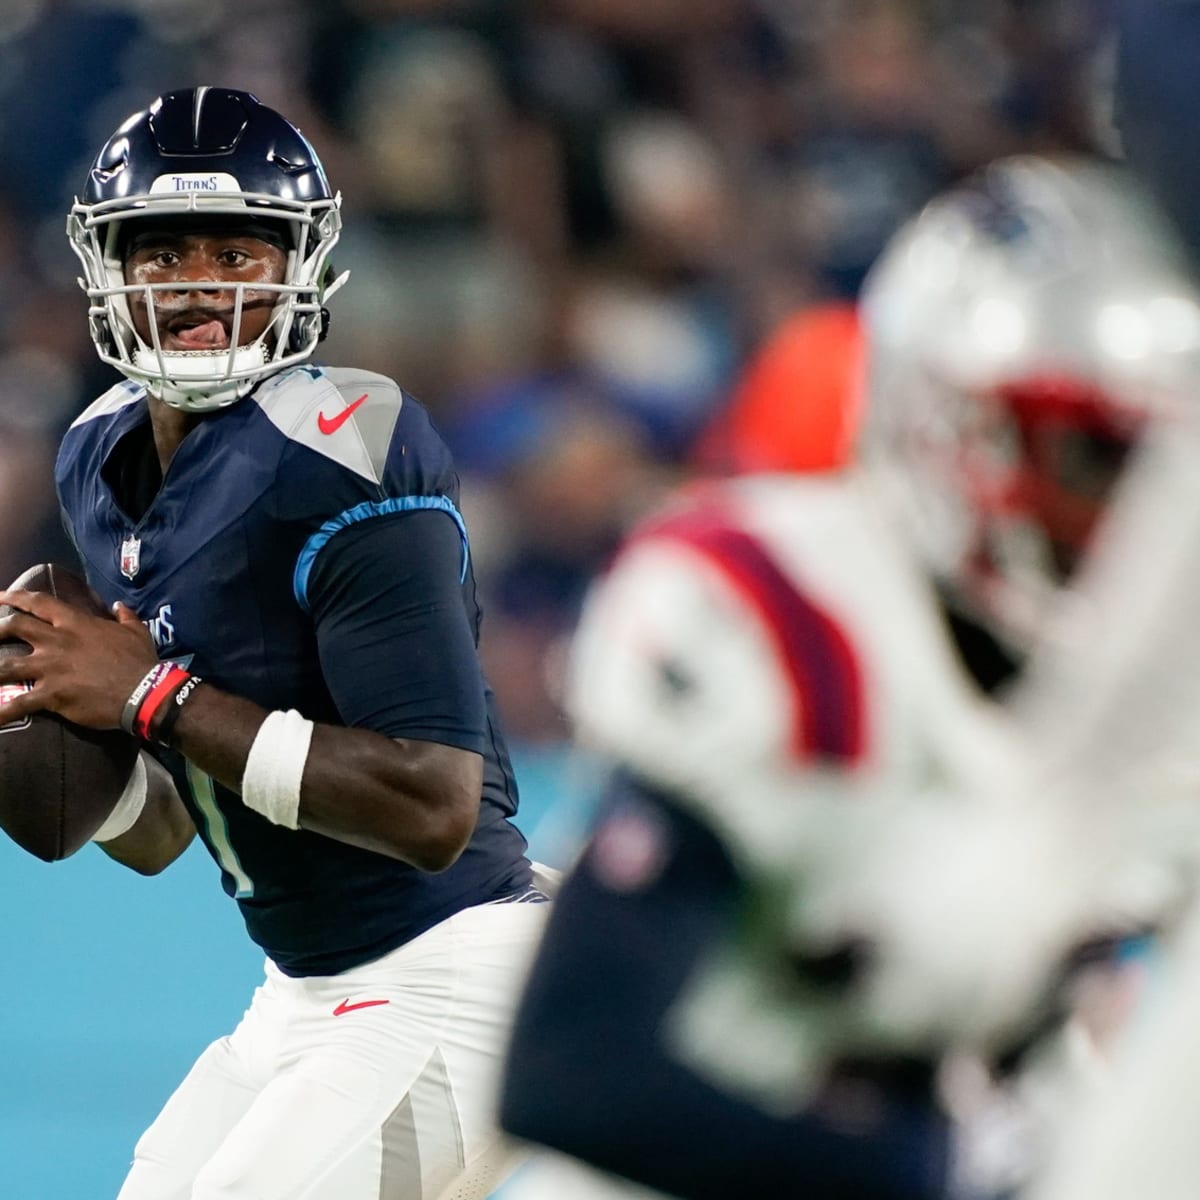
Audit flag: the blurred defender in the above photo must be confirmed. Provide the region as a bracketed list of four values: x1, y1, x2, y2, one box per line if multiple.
[0, 88, 549, 1199]
[500, 155, 1200, 1199]
[502, 303, 959, 1200]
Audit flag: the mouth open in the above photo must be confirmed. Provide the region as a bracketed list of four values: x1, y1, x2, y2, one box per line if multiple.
[163, 313, 232, 351]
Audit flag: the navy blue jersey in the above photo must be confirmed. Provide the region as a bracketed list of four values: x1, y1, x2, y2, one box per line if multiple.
[56, 364, 532, 975]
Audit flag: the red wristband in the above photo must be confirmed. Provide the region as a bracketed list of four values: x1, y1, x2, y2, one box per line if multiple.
[132, 665, 191, 741]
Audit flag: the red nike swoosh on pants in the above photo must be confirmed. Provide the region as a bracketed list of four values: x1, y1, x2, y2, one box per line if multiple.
[333, 997, 390, 1016]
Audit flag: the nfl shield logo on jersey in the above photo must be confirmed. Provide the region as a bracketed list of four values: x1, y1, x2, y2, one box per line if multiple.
[120, 534, 142, 580]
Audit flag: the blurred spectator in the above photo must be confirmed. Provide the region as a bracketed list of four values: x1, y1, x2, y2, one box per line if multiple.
[692, 300, 864, 474]
[446, 369, 674, 742]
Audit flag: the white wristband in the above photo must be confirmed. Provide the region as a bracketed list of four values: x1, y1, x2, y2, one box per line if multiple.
[240, 709, 313, 830]
[92, 754, 149, 843]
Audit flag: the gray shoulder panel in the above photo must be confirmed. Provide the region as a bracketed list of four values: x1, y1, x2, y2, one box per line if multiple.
[69, 380, 143, 430]
[251, 366, 405, 483]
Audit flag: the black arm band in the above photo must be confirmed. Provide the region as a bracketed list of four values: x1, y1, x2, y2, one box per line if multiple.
[152, 675, 204, 747]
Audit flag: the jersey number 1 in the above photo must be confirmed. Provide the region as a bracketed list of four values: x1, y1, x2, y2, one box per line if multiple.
[185, 761, 255, 898]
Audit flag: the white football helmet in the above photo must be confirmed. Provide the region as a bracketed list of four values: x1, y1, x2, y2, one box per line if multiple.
[860, 154, 1200, 659]
[66, 87, 349, 412]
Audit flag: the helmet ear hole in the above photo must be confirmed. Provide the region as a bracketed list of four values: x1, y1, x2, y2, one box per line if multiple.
[89, 314, 116, 358]
[287, 306, 331, 352]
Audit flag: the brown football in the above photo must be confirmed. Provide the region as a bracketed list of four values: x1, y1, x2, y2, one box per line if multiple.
[0, 563, 140, 861]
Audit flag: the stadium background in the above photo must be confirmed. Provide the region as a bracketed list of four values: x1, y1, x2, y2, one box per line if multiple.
[0, 0, 1108, 1194]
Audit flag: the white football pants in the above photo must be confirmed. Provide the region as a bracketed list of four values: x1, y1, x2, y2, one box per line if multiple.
[115, 896, 550, 1200]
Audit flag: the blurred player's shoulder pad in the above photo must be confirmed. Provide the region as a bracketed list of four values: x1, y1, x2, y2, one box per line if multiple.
[567, 473, 1017, 870]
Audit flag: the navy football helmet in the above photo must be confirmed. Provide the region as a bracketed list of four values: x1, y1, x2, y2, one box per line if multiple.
[67, 87, 348, 411]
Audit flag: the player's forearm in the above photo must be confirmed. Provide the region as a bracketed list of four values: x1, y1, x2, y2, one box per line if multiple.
[158, 683, 480, 870]
[96, 750, 196, 875]
[303, 724, 482, 869]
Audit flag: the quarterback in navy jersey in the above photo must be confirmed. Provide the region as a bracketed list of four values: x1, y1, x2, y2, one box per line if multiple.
[0, 88, 550, 1200]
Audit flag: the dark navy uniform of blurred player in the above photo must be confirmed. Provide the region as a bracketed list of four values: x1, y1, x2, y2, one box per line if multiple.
[0, 89, 551, 1200]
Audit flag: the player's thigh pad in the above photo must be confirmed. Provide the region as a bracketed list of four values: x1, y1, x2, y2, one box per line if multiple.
[195, 899, 548, 1200]
[115, 1034, 263, 1200]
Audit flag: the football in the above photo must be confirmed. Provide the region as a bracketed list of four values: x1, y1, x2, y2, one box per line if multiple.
[0, 563, 141, 862]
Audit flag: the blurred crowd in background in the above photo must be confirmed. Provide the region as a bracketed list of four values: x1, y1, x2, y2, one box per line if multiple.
[0, 0, 1110, 748]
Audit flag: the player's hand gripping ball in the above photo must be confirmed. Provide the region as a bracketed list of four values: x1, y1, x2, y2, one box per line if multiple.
[0, 564, 140, 861]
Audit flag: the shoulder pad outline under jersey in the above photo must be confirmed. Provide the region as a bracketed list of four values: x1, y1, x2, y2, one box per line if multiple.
[252, 364, 404, 483]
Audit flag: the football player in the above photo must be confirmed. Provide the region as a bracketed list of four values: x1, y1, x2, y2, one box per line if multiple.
[0, 88, 550, 1200]
[499, 154, 1200, 1200]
